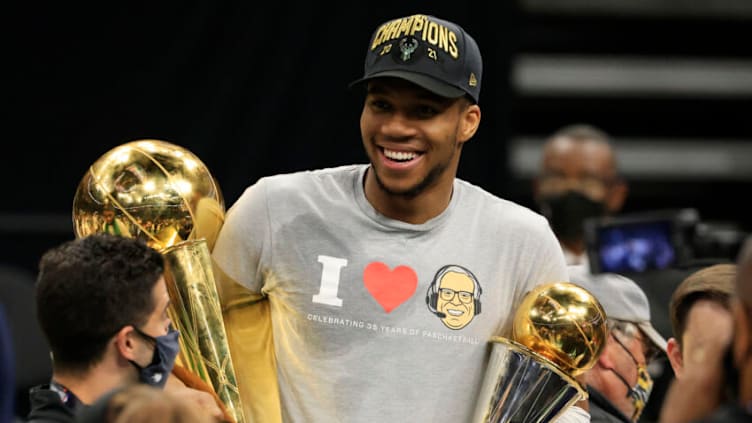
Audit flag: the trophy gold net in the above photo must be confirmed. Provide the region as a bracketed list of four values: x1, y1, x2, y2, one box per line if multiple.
[72, 139, 245, 423]
[473, 282, 607, 423]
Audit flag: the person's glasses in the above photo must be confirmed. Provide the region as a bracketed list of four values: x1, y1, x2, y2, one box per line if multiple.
[641, 339, 662, 364]
[439, 288, 473, 304]
[612, 332, 643, 367]
[611, 325, 661, 365]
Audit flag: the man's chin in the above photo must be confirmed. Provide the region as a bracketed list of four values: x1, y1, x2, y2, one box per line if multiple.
[373, 172, 424, 198]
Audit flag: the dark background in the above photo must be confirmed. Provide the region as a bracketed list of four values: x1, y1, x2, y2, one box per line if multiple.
[5, 1, 751, 274]
[3, 1, 751, 420]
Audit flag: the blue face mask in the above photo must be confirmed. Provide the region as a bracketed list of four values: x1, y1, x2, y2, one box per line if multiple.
[129, 325, 180, 389]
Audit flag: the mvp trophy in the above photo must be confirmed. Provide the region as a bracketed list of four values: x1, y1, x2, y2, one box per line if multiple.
[72, 139, 245, 423]
[473, 282, 607, 423]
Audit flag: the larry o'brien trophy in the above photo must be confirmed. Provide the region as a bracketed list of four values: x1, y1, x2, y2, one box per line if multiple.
[473, 282, 608, 423]
[72, 139, 245, 423]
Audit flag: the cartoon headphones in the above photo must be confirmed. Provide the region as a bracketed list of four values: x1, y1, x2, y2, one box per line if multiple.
[425, 264, 482, 317]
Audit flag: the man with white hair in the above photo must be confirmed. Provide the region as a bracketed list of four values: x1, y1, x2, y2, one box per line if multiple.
[568, 265, 667, 423]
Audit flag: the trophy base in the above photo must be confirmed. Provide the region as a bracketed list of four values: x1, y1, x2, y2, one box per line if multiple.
[473, 337, 586, 423]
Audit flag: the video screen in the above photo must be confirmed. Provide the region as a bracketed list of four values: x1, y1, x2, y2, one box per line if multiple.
[595, 220, 676, 273]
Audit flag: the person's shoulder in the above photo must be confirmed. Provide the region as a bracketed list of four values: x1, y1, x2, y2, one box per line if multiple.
[26, 385, 75, 423]
[306, 164, 365, 182]
[240, 164, 363, 206]
[28, 384, 58, 402]
[455, 178, 548, 225]
[259, 164, 363, 189]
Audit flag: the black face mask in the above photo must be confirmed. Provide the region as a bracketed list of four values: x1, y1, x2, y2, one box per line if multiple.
[539, 191, 606, 242]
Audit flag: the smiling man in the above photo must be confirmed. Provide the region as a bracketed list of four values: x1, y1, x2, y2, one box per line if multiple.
[212, 13, 587, 423]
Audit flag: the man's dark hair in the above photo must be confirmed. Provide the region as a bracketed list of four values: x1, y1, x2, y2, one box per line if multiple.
[35, 234, 164, 373]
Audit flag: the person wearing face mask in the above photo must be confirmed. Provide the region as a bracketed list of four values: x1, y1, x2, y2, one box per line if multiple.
[26, 234, 226, 423]
[534, 124, 628, 267]
[568, 265, 667, 423]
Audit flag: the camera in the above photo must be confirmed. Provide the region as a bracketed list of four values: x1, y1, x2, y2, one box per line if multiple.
[584, 208, 747, 274]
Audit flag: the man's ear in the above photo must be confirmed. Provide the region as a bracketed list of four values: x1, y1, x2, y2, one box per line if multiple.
[666, 337, 683, 378]
[115, 325, 139, 361]
[457, 104, 481, 144]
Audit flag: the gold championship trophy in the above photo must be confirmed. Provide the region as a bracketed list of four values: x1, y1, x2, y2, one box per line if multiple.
[472, 282, 608, 423]
[72, 139, 245, 423]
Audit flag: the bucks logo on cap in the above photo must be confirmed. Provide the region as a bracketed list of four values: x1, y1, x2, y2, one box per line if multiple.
[350, 14, 483, 103]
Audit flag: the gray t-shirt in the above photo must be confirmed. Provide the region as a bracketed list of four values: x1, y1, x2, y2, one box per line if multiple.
[213, 164, 572, 423]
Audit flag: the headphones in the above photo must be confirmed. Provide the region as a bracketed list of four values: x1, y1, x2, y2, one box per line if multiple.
[425, 264, 482, 317]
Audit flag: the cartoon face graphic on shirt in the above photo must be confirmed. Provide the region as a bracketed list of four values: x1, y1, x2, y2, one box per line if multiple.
[426, 265, 482, 330]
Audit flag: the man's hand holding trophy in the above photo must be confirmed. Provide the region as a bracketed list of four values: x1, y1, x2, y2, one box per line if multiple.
[473, 282, 608, 423]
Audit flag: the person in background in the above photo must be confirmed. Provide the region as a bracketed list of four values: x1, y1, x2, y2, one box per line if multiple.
[569, 265, 666, 423]
[660, 238, 752, 422]
[26, 234, 225, 423]
[534, 124, 628, 267]
[658, 263, 736, 422]
[212, 13, 588, 423]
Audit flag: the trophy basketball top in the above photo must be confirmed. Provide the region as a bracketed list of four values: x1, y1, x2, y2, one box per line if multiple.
[512, 282, 608, 377]
[72, 139, 225, 252]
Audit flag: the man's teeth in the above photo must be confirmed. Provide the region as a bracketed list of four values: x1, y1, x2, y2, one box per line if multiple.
[384, 149, 417, 161]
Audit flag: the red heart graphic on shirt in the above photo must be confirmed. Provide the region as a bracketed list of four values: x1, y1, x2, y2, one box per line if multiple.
[363, 262, 418, 313]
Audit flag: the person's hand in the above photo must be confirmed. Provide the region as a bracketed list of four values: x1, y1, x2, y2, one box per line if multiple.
[682, 299, 734, 371]
[659, 299, 734, 423]
[173, 386, 226, 422]
[165, 372, 226, 422]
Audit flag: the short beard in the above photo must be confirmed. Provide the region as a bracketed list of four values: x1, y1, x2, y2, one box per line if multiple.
[373, 158, 450, 199]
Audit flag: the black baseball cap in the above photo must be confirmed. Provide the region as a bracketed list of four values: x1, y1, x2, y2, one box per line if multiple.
[349, 14, 483, 103]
